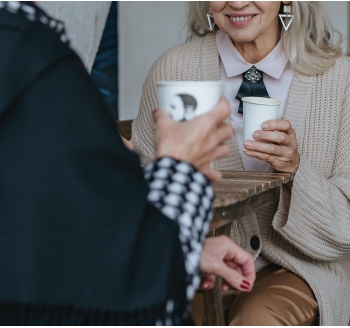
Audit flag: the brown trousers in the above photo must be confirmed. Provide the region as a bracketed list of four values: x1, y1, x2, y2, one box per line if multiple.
[190, 264, 319, 326]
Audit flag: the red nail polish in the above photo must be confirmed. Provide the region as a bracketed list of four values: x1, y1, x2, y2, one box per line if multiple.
[240, 280, 250, 289]
[240, 283, 250, 290]
[242, 280, 250, 287]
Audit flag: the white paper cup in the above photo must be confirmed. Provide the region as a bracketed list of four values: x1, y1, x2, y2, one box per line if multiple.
[242, 97, 281, 142]
[156, 81, 224, 121]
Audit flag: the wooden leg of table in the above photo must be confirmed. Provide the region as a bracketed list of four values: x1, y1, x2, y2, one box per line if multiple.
[202, 224, 231, 325]
[202, 276, 225, 326]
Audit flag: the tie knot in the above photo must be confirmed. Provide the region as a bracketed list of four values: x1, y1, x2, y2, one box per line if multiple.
[235, 67, 269, 114]
[244, 68, 263, 84]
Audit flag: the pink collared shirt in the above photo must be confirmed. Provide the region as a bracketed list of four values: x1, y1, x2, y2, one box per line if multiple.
[216, 29, 294, 172]
[216, 30, 294, 271]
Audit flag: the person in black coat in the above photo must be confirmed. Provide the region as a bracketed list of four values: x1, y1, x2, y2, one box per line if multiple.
[0, 2, 255, 325]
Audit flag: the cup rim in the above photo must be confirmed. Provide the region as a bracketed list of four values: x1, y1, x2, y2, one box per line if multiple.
[156, 80, 224, 87]
[241, 97, 281, 106]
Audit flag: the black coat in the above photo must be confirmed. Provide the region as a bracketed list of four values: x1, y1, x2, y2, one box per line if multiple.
[0, 8, 187, 325]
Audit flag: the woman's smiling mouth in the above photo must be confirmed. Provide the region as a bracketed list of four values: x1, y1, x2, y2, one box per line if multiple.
[227, 14, 257, 27]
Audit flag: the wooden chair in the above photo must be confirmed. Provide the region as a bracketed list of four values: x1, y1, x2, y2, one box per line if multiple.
[116, 119, 133, 141]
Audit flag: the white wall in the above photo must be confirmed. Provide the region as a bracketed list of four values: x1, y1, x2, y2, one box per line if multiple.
[118, 1, 187, 120]
[118, 1, 349, 120]
[323, 1, 349, 54]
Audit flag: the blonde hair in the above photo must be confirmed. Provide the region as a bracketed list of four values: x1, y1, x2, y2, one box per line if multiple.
[187, 2, 344, 76]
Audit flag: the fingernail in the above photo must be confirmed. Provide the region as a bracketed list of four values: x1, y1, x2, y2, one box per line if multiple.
[240, 280, 251, 290]
[244, 141, 253, 147]
[253, 132, 260, 138]
[239, 284, 249, 290]
[262, 123, 270, 129]
[242, 280, 250, 286]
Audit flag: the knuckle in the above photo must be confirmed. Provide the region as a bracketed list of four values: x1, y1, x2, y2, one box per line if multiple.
[224, 125, 233, 138]
[208, 138, 217, 150]
[256, 142, 264, 152]
[287, 150, 294, 159]
[220, 147, 229, 157]
[270, 144, 277, 154]
[280, 161, 287, 169]
[224, 144, 231, 155]
[204, 121, 212, 133]
[199, 117, 209, 128]
[278, 133, 286, 144]
[262, 153, 271, 161]
[212, 261, 220, 272]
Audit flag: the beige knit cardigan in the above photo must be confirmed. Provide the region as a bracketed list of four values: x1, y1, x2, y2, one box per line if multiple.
[131, 32, 350, 326]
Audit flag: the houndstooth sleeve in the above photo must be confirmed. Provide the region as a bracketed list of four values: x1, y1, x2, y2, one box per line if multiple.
[143, 157, 214, 303]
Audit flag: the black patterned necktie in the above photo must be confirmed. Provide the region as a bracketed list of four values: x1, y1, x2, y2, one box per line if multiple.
[235, 67, 270, 114]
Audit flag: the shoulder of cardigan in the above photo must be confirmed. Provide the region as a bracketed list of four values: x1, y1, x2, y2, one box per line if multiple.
[201, 32, 221, 81]
[155, 33, 220, 82]
[284, 54, 350, 143]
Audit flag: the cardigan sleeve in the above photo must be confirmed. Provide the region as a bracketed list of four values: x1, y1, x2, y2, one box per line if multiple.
[130, 59, 159, 167]
[273, 78, 350, 261]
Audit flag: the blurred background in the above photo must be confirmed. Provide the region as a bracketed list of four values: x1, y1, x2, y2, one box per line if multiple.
[38, 1, 350, 120]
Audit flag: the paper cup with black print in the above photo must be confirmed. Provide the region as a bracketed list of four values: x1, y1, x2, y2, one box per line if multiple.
[156, 81, 224, 121]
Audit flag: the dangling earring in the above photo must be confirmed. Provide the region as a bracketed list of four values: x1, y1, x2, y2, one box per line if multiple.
[207, 12, 216, 31]
[279, 5, 294, 31]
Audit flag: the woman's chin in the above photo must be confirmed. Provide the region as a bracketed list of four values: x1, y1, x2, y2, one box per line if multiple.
[229, 34, 259, 46]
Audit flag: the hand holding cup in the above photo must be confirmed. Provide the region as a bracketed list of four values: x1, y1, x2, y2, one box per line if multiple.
[241, 96, 300, 174]
[153, 98, 233, 181]
[243, 119, 300, 174]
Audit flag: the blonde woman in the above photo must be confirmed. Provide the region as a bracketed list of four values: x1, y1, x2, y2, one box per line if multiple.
[131, 1, 350, 326]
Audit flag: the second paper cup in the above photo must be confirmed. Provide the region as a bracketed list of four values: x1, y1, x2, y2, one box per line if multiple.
[242, 97, 281, 142]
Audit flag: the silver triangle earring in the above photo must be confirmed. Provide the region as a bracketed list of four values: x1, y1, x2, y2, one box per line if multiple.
[207, 12, 216, 31]
[279, 5, 294, 31]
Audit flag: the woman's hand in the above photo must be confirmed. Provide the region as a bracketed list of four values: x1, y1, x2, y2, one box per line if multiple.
[200, 235, 256, 292]
[243, 119, 300, 173]
[153, 98, 233, 181]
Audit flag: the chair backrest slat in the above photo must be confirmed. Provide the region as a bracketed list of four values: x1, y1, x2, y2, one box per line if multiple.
[116, 120, 133, 140]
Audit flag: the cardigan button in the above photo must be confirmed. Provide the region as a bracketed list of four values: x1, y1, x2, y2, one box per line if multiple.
[250, 235, 260, 250]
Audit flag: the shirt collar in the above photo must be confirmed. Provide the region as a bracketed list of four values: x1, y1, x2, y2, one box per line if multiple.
[216, 29, 288, 79]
